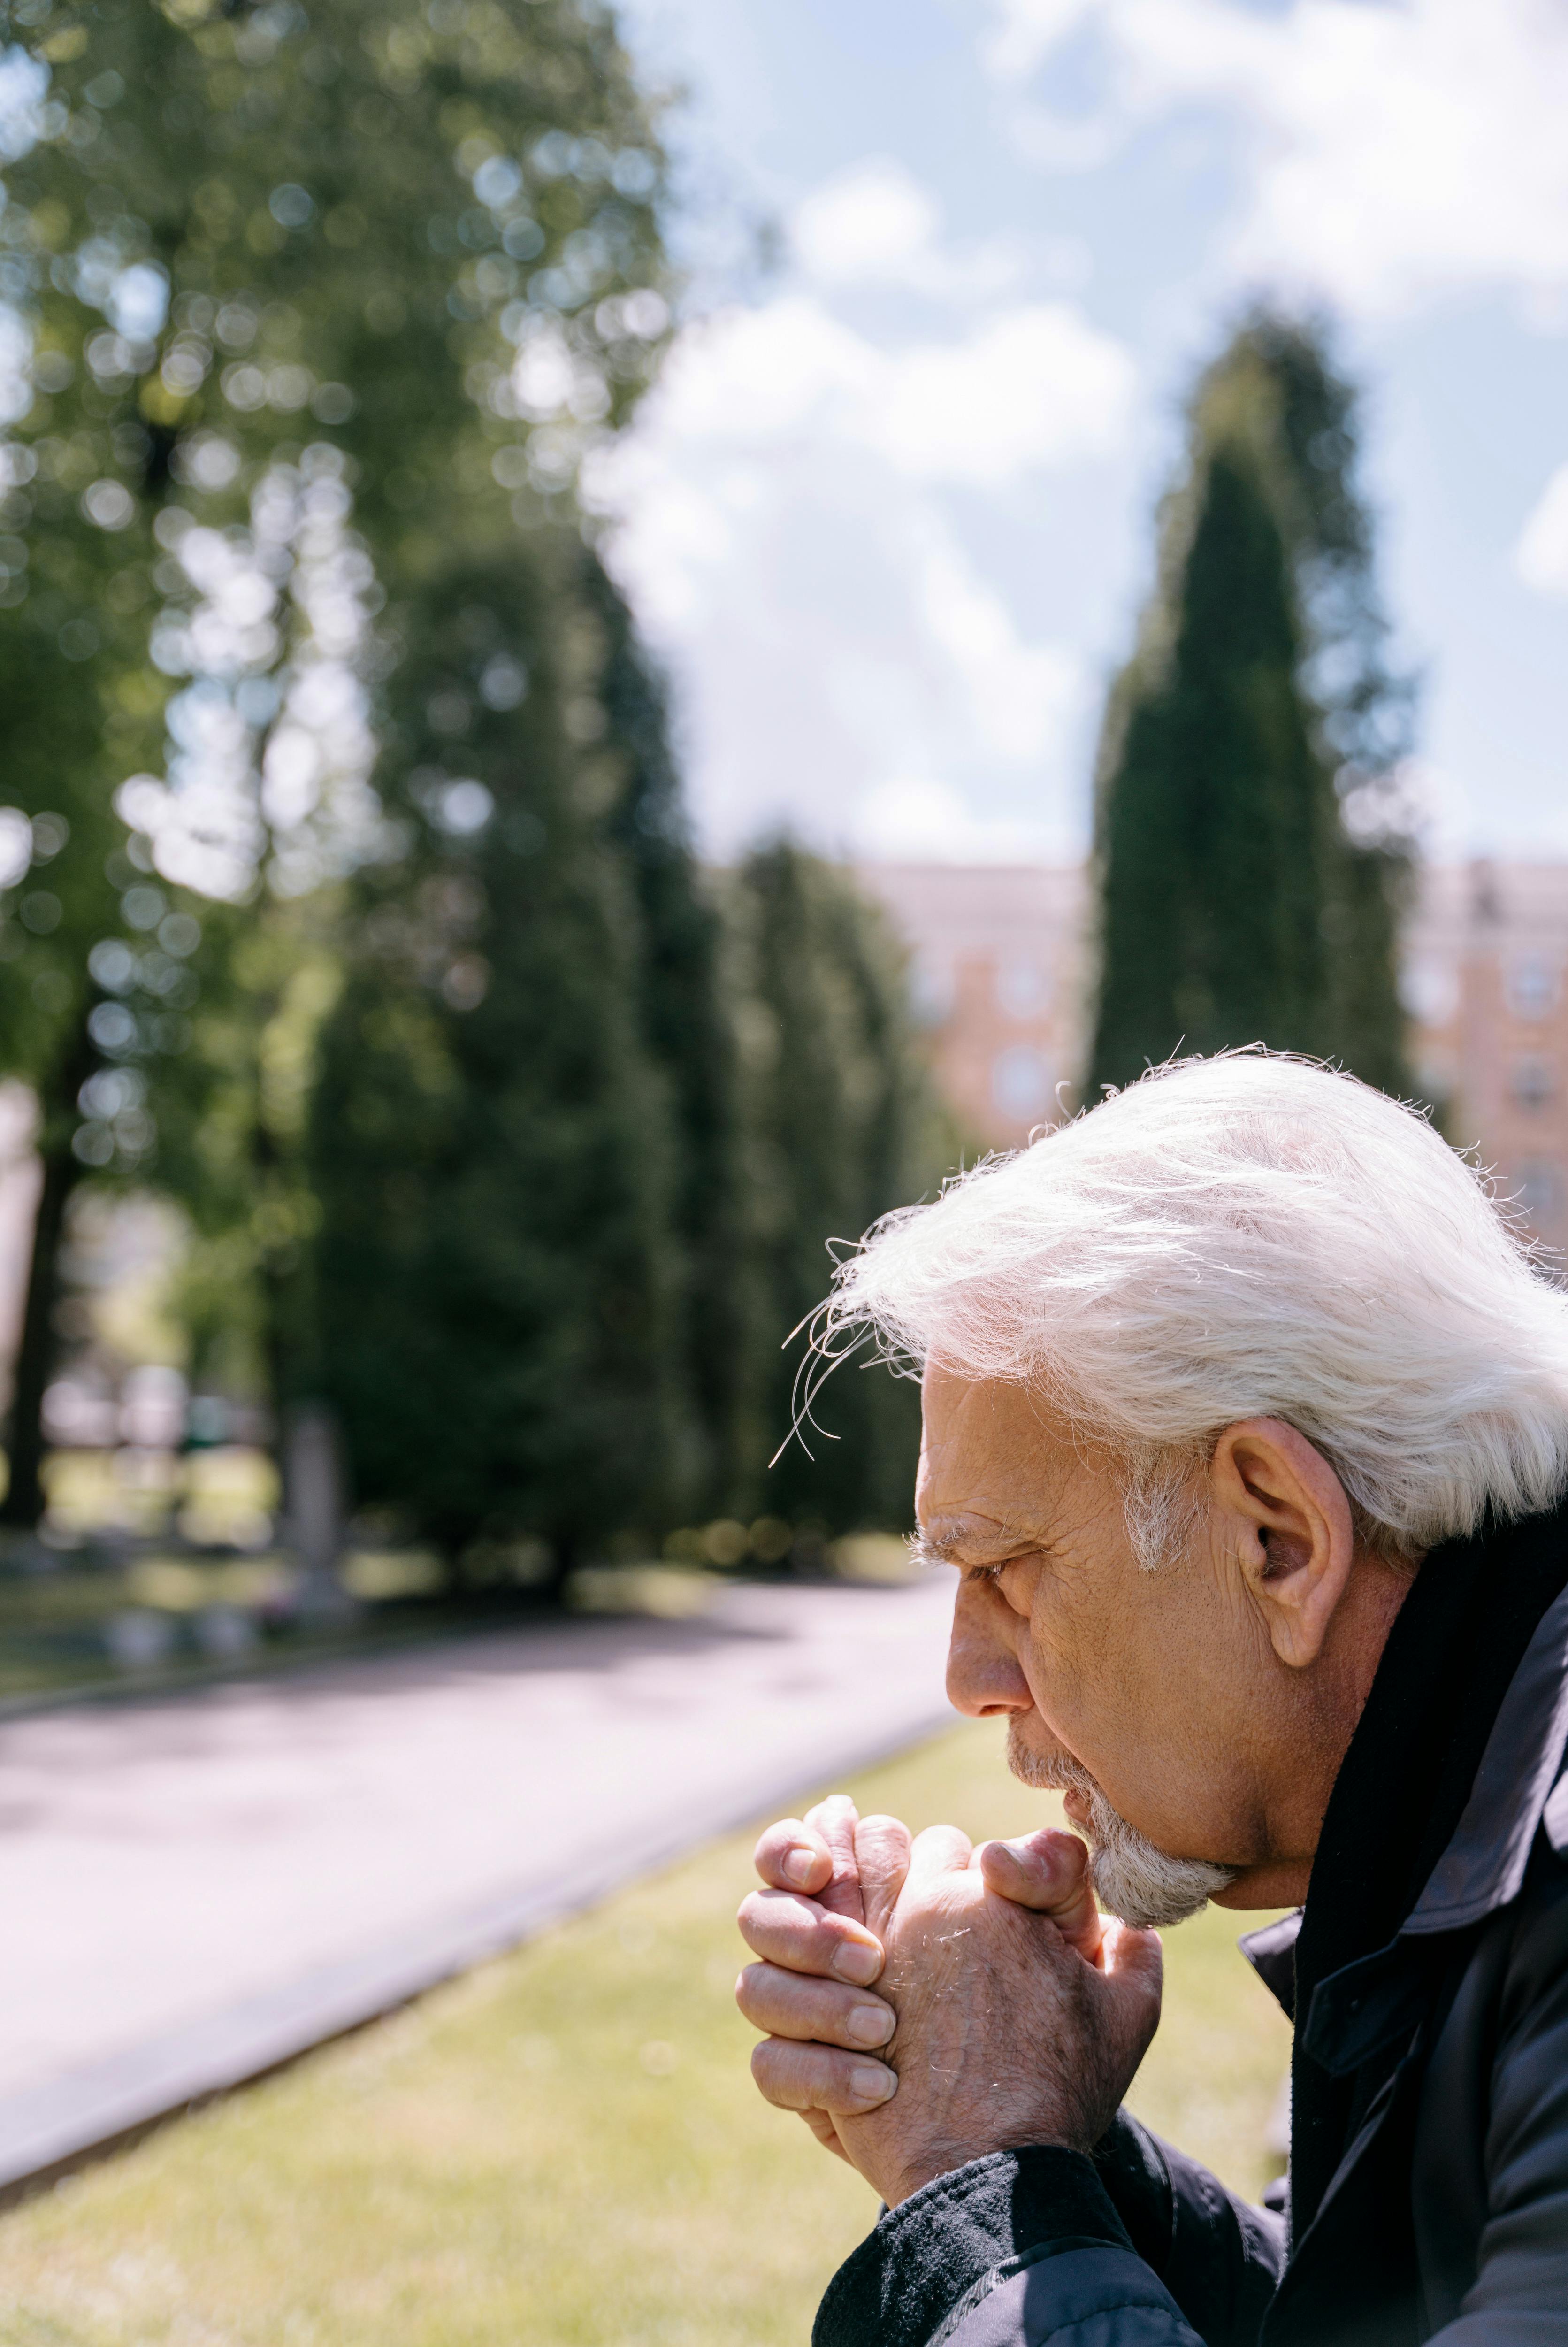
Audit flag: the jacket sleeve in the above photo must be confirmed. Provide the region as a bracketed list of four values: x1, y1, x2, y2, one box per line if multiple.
[1426, 1864, 1568, 2339]
[812, 2122, 1286, 2347]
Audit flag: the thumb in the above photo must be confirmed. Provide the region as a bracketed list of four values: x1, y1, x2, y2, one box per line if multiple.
[979, 1829, 1103, 1963]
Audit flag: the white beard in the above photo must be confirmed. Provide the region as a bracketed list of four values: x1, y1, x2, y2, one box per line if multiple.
[1008, 1725, 1240, 1930]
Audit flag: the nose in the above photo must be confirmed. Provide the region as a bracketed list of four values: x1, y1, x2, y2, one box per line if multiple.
[946, 1574, 1034, 1719]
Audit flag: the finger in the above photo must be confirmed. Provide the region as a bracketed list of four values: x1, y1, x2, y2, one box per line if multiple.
[979, 1830, 1103, 1963]
[804, 1794, 865, 1922]
[754, 1818, 833, 1896]
[903, 1821, 974, 1895]
[854, 1812, 913, 1942]
[736, 1960, 895, 2050]
[737, 1886, 885, 1986]
[797, 2109, 853, 2163]
[750, 2035, 897, 2116]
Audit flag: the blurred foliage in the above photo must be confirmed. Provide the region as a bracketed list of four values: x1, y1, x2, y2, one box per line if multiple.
[311, 593, 946, 1571]
[590, 559, 758, 1517]
[0, 0, 678, 1512]
[0, 0, 944, 1558]
[724, 841, 953, 1536]
[1088, 311, 1414, 1099]
[309, 540, 697, 1570]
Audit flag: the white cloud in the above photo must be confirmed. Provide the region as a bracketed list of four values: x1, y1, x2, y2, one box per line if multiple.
[983, 0, 1568, 321]
[850, 776, 1065, 861]
[790, 158, 940, 286]
[876, 303, 1132, 483]
[586, 279, 1124, 859]
[981, 0, 1098, 85]
[912, 530, 1080, 761]
[605, 291, 1132, 494]
[787, 156, 1035, 303]
[1515, 462, 1568, 597]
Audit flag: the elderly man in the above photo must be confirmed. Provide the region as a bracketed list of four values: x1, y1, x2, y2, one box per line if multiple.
[736, 1054, 1568, 2347]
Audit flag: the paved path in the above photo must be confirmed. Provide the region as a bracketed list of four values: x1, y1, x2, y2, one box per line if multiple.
[0, 1577, 957, 2188]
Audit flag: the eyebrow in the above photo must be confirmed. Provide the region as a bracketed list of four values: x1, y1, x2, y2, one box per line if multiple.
[908, 1529, 959, 1570]
[908, 1525, 1030, 1572]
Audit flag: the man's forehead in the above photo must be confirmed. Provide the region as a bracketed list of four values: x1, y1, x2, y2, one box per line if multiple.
[920, 1367, 1061, 1461]
[916, 1371, 1075, 1542]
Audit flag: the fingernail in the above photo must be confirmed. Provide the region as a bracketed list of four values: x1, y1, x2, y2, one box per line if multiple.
[782, 1847, 815, 1888]
[832, 1941, 881, 1987]
[851, 2064, 896, 2104]
[847, 2003, 893, 2048]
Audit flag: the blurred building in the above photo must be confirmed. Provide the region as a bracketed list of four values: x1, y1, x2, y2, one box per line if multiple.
[861, 859, 1568, 1253]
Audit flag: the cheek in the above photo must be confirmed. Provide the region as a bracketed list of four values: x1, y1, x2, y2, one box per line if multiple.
[1020, 1581, 1178, 1755]
[1022, 1584, 1265, 1856]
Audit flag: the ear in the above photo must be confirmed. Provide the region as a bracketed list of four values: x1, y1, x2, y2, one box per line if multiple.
[1209, 1418, 1356, 1669]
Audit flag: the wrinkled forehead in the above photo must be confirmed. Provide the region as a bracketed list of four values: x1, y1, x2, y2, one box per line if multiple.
[916, 1366, 1082, 1546]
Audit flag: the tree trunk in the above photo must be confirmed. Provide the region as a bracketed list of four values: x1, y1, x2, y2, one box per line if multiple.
[1, 1015, 95, 1530]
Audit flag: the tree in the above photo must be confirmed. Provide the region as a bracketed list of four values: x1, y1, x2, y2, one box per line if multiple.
[726, 842, 950, 1535]
[0, 0, 677, 1511]
[308, 537, 694, 1577]
[1088, 312, 1414, 1098]
[586, 553, 757, 1517]
[0, 462, 176, 1524]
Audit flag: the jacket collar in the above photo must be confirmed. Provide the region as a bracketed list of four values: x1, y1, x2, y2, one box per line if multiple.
[1402, 1576, 1568, 1932]
[1239, 1578, 1568, 2041]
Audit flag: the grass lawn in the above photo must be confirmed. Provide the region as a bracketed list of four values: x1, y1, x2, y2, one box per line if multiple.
[0, 1719, 1291, 2347]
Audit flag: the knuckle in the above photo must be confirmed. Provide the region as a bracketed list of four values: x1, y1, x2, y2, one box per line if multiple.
[738, 1888, 809, 1948]
[750, 2034, 795, 2085]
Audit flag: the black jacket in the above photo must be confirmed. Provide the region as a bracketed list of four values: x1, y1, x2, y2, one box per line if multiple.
[815, 1545, 1568, 2347]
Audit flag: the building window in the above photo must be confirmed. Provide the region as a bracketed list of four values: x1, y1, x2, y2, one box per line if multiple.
[992, 1046, 1054, 1123]
[996, 959, 1051, 1020]
[909, 954, 953, 1028]
[1399, 956, 1458, 1028]
[1513, 1057, 1554, 1111]
[1514, 1162, 1563, 1226]
[1507, 957, 1558, 1020]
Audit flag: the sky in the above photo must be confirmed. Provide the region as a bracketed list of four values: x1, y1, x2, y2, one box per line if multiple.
[589, 0, 1568, 868]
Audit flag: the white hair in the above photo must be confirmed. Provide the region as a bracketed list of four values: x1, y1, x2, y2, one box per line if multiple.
[819, 1051, 1568, 1562]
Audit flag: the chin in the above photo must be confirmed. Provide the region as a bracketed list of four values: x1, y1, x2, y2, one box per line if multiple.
[1209, 1861, 1311, 1910]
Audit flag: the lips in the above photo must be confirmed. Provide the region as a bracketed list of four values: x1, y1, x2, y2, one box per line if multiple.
[1061, 1787, 1091, 1829]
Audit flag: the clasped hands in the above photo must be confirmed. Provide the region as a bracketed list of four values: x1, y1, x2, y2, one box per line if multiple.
[735, 1794, 1163, 2209]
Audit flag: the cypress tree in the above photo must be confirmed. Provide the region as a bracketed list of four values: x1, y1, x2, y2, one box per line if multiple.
[309, 540, 692, 1577]
[585, 555, 758, 1517]
[1254, 318, 1415, 1097]
[1088, 314, 1413, 1097]
[727, 843, 948, 1534]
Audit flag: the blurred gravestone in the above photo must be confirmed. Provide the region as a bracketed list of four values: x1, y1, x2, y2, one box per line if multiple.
[282, 1404, 355, 1622]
